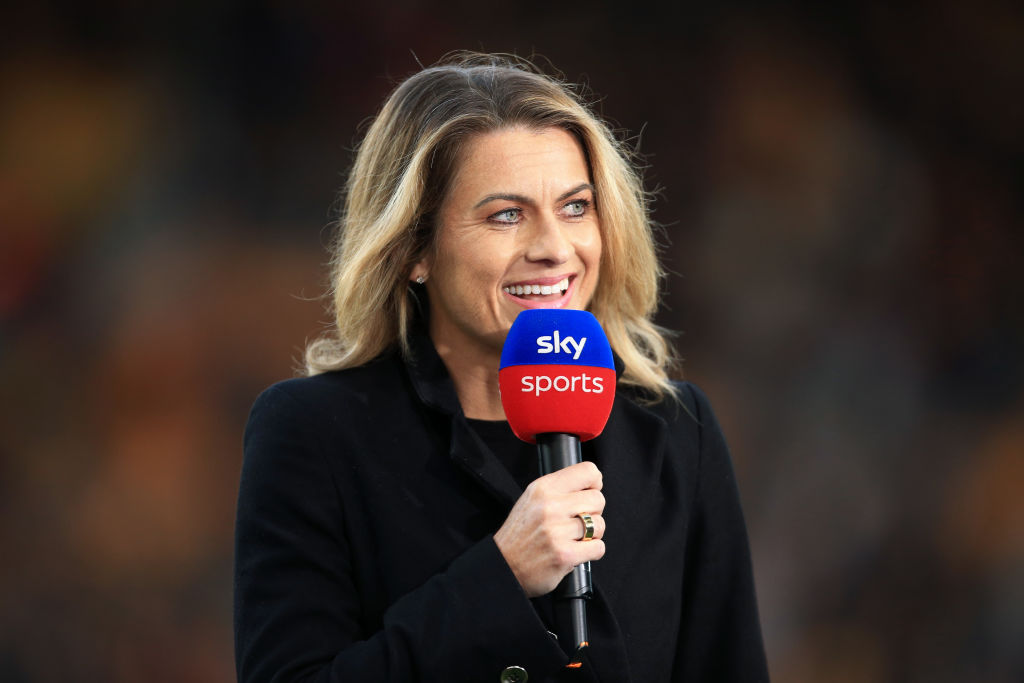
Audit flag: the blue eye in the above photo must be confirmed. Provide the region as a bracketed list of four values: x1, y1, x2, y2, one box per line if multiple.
[563, 199, 590, 217]
[490, 208, 521, 224]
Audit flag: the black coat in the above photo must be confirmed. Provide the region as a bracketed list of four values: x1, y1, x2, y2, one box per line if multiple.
[234, 326, 769, 682]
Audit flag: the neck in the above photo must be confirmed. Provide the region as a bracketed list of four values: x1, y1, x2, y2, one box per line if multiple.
[431, 340, 507, 421]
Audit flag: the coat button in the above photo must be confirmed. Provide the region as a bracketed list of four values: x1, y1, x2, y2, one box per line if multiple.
[499, 665, 528, 683]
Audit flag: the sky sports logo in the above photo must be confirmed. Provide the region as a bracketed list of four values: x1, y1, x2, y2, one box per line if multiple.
[499, 309, 616, 441]
[521, 331, 602, 395]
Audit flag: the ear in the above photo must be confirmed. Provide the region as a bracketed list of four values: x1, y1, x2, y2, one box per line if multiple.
[409, 258, 430, 284]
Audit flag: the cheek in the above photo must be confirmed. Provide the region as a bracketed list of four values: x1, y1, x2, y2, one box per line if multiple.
[436, 249, 507, 313]
[580, 225, 602, 270]
[582, 227, 603, 300]
[460, 258, 501, 292]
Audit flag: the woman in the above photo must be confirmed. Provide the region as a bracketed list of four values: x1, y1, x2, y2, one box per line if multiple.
[235, 53, 768, 682]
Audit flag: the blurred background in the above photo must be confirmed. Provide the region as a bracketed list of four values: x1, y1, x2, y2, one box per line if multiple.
[2, 0, 1022, 680]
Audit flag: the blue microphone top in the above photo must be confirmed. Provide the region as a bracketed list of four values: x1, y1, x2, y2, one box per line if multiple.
[500, 309, 614, 369]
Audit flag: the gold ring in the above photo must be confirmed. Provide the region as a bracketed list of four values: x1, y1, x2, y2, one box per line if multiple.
[577, 512, 595, 541]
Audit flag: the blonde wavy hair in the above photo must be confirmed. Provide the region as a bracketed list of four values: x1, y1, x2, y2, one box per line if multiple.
[306, 52, 678, 400]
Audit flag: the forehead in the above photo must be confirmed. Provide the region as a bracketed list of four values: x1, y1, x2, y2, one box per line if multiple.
[447, 127, 590, 197]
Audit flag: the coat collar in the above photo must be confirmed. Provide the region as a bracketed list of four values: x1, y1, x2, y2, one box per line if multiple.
[403, 310, 524, 506]
[404, 310, 463, 417]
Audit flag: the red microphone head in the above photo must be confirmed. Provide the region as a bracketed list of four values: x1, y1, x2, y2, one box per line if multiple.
[498, 309, 616, 443]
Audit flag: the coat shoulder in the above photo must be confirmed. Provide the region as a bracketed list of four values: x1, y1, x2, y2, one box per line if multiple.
[245, 353, 412, 445]
[254, 353, 405, 410]
[619, 380, 712, 433]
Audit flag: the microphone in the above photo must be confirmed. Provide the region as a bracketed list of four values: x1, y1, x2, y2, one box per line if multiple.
[498, 309, 616, 664]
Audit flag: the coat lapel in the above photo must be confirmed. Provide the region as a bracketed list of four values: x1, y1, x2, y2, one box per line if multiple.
[404, 320, 523, 509]
[448, 414, 523, 508]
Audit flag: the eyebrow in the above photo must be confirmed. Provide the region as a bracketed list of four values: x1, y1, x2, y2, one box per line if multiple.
[473, 183, 595, 209]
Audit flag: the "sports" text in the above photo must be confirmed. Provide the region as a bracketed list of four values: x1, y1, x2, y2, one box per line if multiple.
[520, 373, 605, 396]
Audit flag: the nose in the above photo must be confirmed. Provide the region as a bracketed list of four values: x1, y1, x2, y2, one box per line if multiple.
[524, 215, 571, 265]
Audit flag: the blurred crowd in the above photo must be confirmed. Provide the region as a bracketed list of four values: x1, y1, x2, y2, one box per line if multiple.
[1, 1, 1021, 681]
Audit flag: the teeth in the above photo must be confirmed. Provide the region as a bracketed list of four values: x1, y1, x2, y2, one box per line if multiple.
[503, 277, 572, 297]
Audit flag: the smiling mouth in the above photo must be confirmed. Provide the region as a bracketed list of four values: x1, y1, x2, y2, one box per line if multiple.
[502, 276, 571, 299]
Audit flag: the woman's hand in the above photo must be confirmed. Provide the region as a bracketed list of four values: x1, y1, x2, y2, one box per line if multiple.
[493, 461, 607, 598]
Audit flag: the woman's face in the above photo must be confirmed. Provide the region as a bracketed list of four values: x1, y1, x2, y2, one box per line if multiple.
[420, 126, 602, 363]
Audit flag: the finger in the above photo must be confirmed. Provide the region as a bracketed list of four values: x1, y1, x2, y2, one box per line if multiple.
[565, 489, 605, 516]
[563, 539, 606, 568]
[542, 461, 603, 492]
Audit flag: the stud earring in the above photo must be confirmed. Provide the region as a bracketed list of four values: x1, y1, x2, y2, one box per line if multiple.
[415, 275, 426, 284]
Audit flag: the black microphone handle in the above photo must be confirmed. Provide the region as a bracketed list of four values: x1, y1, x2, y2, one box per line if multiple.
[537, 432, 581, 474]
[536, 432, 592, 659]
